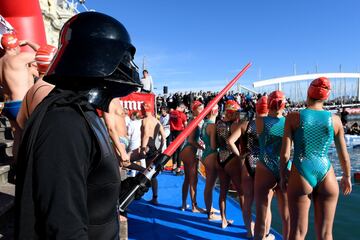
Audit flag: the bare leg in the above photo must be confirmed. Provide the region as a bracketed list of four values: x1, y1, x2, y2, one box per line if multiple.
[265, 192, 273, 237]
[313, 167, 339, 240]
[241, 165, 255, 237]
[204, 153, 220, 219]
[218, 166, 233, 228]
[275, 186, 290, 240]
[146, 158, 158, 205]
[254, 163, 276, 240]
[181, 150, 191, 210]
[287, 166, 312, 240]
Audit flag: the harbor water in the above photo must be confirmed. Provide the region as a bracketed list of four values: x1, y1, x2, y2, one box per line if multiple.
[269, 146, 360, 240]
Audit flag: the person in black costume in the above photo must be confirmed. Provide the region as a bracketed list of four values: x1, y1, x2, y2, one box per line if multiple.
[15, 12, 144, 239]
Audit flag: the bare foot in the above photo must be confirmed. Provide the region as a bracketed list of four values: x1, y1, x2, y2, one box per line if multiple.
[208, 212, 222, 221]
[211, 207, 220, 214]
[265, 233, 275, 240]
[149, 198, 159, 205]
[221, 219, 234, 229]
[180, 204, 189, 211]
[245, 221, 254, 238]
[192, 205, 207, 213]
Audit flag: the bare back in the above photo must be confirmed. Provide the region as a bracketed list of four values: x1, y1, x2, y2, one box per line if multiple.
[142, 115, 163, 148]
[0, 52, 35, 101]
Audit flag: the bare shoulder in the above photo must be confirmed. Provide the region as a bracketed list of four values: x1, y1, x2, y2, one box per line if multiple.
[285, 111, 299, 122]
[331, 114, 342, 131]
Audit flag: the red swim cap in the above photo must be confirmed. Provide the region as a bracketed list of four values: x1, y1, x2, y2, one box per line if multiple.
[1, 32, 19, 49]
[268, 91, 285, 111]
[191, 100, 203, 112]
[225, 100, 240, 113]
[256, 96, 269, 115]
[307, 77, 331, 100]
[35, 45, 58, 74]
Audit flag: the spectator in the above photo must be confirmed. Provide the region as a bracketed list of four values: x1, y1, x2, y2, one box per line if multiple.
[0, 32, 39, 160]
[170, 102, 187, 175]
[15, 12, 143, 238]
[140, 69, 153, 93]
[160, 106, 171, 148]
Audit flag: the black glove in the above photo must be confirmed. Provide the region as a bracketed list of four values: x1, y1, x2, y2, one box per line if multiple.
[120, 176, 151, 200]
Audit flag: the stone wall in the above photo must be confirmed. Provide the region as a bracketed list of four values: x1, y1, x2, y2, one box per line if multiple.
[38, 0, 78, 47]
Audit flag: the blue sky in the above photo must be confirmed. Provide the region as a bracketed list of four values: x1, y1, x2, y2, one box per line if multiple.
[85, 0, 360, 95]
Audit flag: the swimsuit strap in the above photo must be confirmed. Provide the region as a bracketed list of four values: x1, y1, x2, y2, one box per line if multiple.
[26, 84, 53, 118]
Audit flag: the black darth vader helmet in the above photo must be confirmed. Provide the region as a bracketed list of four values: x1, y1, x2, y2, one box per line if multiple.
[44, 12, 142, 110]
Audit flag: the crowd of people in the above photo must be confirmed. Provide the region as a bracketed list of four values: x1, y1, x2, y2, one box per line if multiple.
[0, 11, 353, 240]
[156, 78, 352, 239]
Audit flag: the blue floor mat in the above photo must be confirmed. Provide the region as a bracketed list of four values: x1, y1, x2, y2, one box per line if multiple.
[127, 171, 282, 240]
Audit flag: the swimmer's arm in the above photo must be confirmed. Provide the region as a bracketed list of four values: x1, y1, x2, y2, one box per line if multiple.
[159, 123, 167, 151]
[19, 40, 40, 51]
[255, 116, 264, 135]
[16, 93, 28, 129]
[280, 114, 294, 177]
[227, 124, 242, 157]
[141, 121, 150, 152]
[333, 115, 351, 178]
[208, 124, 217, 151]
[188, 128, 203, 149]
[103, 111, 129, 163]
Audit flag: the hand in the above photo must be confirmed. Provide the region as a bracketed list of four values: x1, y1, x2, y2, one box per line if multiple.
[340, 175, 352, 195]
[120, 176, 151, 200]
[280, 175, 288, 192]
[120, 152, 130, 167]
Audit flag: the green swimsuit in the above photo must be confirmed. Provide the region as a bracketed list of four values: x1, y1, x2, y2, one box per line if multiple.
[259, 116, 285, 181]
[201, 119, 218, 160]
[293, 109, 333, 188]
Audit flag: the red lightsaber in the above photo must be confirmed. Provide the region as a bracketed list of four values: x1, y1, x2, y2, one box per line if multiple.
[164, 62, 252, 156]
[118, 62, 252, 211]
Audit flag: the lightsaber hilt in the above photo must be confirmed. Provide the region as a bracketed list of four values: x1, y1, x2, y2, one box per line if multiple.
[118, 154, 170, 212]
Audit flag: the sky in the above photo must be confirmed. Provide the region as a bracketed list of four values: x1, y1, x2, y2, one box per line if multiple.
[84, 0, 360, 96]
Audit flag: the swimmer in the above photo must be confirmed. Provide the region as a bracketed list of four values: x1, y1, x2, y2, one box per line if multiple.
[280, 77, 352, 239]
[0, 32, 39, 160]
[228, 96, 271, 237]
[140, 102, 167, 205]
[216, 100, 244, 229]
[201, 104, 221, 220]
[180, 101, 206, 213]
[254, 91, 290, 240]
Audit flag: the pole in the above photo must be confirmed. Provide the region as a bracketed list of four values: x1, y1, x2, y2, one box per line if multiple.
[118, 62, 252, 211]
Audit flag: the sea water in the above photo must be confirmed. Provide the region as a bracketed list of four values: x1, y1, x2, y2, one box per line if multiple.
[269, 147, 360, 239]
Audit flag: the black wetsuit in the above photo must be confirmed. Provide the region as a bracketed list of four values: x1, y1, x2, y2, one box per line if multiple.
[15, 89, 120, 239]
[244, 119, 259, 177]
[216, 119, 235, 168]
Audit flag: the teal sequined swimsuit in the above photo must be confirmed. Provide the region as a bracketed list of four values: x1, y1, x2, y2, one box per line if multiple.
[259, 116, 285, 181]
[293, 109, 333, 188]
[201, 119, 218, 160]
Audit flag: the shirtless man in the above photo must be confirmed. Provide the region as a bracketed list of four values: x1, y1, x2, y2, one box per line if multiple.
[17, 44, 57, 129]
[140, 102, 166, 205]
[103, 98, 132, 165]
[0, 32, 39, 159]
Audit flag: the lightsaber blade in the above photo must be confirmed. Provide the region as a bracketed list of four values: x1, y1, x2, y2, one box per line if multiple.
[118, 62, 252, 212]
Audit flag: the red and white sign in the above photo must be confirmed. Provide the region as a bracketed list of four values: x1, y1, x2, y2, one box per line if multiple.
[120, 92, 155, 116]
[96, 92, 155, 117]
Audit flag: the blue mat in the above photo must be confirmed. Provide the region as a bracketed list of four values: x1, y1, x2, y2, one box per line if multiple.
[127, 171, 282, 240]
